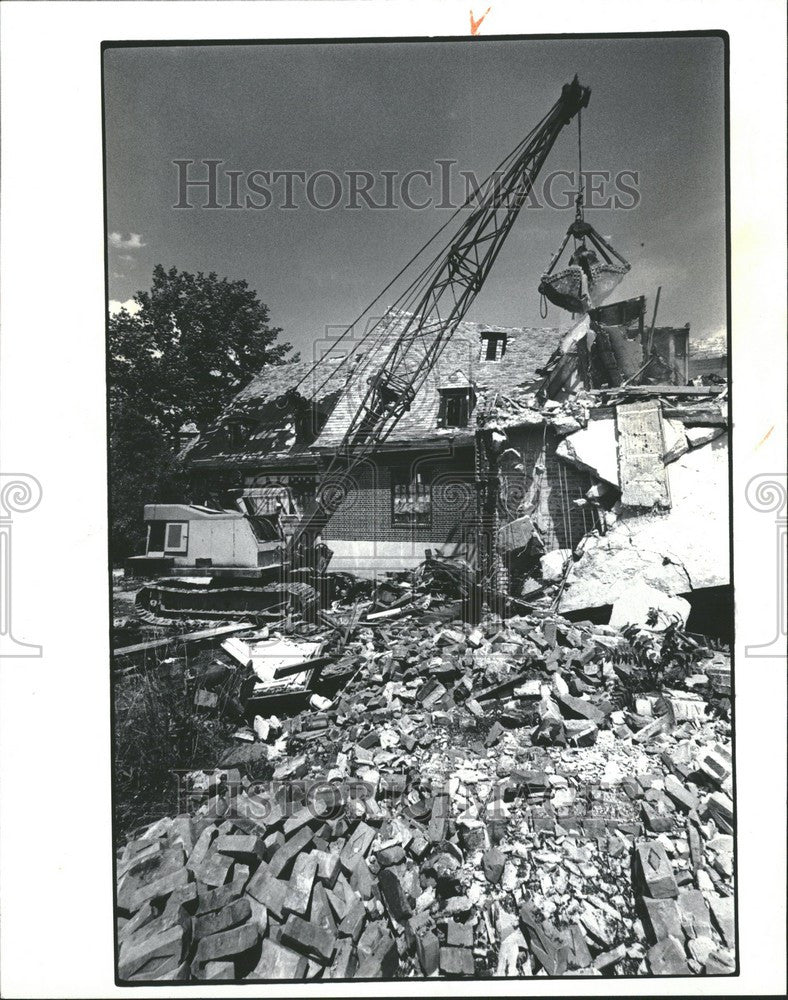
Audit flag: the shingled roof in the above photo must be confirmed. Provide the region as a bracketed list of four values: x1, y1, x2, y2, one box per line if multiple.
[184, 315, 562, 469]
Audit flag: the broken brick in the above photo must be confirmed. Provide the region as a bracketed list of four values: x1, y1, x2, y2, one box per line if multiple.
[194, 897, 251, 940]
[281, 913, 336, 964]
[439, 946, 474, 976]
[195, 921, 260, 964]
[283, 853, 318, 917]
[635, 842, 678, 899]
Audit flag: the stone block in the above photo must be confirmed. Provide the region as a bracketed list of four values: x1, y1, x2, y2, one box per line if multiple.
[283, 852, 318, 918]
[194, 897, 251, 940]
[281, 913, 337, 964]
[635, 842, 678, 899]
[249, 938, 308, 979]
[439, 946, 475, 976]
[118, 924, 187, 981]
[647, 935, 690, 975]
[195, 921, 260, 964]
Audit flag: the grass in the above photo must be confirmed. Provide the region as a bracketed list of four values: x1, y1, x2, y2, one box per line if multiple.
[113, 651, 241, 844]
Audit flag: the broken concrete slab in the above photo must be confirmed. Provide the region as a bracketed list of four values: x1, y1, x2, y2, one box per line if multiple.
[540, 549, 572, 583]
[608, 581, 691, 629]
[662, 418, 688, 464]
[556, 415, 619, 487]
[560, 432, 729, 612]
[686, 426, 724, 449]
[497, 515, 534, 554]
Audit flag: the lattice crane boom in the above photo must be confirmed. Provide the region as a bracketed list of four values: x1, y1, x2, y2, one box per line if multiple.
[291, 76, 591, 555]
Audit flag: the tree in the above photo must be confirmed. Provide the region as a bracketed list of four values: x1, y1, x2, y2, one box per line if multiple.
[109, 265, 292, 442]
[108, 265, 292, 560]
[109, 403, 183, 562]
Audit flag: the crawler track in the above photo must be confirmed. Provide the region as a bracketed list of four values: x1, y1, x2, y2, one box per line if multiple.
[134, 580, 318, 627]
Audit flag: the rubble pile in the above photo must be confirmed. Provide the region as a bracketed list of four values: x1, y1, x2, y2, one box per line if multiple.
[116, 610, 734, 981]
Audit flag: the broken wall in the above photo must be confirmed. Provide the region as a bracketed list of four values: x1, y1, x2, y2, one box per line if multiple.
[499, 425, 594, 551]
[559, 432, 729, 612]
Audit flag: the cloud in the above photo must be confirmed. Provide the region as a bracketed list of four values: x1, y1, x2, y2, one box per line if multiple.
[691, 325, 728, 355]
[108, 298, 141, 316]
[109, 231, 146, 250]
[118, 254, 137, 264]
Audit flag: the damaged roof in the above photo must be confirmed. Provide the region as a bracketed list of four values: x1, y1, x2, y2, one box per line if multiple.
[185, 315, 563, 468]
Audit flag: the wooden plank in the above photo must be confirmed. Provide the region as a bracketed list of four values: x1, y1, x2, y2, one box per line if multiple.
[662, 403, 727, 426]
[616, 400, 671, 509]
[593, 385, 722, 397]
[114, 621, 253, 659]
[272, 654, 336, 680]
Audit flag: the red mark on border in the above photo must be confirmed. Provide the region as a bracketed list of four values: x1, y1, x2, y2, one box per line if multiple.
[755, 425, 774, 450]
[470, 7, 491, 35]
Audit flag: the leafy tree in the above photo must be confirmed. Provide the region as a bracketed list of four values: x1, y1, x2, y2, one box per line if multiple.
[108, 265, 292, 559]
[109, 265, 292, 442]
[109, 403, 183, 562]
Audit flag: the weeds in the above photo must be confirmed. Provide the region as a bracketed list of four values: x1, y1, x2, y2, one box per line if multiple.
[113, 653, 241, 842]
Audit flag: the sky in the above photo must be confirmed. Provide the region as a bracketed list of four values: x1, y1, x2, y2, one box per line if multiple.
[104, 36, 727, 359]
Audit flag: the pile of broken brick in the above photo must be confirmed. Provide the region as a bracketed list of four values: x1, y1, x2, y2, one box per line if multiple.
[116, 610, 735, 981]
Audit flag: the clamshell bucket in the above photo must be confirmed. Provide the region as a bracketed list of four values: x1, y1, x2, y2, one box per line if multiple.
[540, 218, 630, 315]
[540, 258, 630, 313]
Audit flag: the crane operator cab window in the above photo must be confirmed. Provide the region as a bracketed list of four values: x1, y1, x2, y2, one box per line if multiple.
[147, 520, 189, 555]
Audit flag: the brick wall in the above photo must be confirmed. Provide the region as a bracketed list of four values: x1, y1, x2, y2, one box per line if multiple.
[324, 447, 477, 552]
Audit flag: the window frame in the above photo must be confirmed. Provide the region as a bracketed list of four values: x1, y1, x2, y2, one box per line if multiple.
[481, 331, 508, 362]
[163, 521, 189, 554]
[146, 521, 166, 555]
[438, 387, 475, 429]
[391, 470, 432, 529]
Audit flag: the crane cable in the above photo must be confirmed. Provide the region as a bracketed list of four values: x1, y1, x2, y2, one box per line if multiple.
[540, 105, 584, 324]
[301, 118, 548, 401]
[577, 105, 583, 214]
[290, 103, 555, 400]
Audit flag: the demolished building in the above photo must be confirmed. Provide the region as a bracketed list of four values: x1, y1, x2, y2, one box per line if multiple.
[170, 300, 729, 637]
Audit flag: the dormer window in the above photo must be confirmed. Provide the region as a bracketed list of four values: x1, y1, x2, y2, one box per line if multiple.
[438, 387, 475, 428]
[226, 418, 250, 450]
[481, 331, 507, 362]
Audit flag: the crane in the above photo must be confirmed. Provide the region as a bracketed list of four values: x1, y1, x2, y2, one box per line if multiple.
[289, 76, 591, 564]
[134, 77, 593, 625]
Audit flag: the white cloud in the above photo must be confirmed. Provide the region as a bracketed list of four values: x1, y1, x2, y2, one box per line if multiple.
[109, 231, 146, 250]
[690, 326, 728, 356]
[108, 298, 141, 316]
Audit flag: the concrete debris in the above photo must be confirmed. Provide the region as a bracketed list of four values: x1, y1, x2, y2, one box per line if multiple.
[555, 417, 620, 487]
[116, 604, 734, 981]
[662, 419, 688, 464]
[559, 533, 691, 612]
[685, 426, 725, 450]
[608, 582, 691, 630]
[540, 549, 572, 583]
[497, 516, 535, 555]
